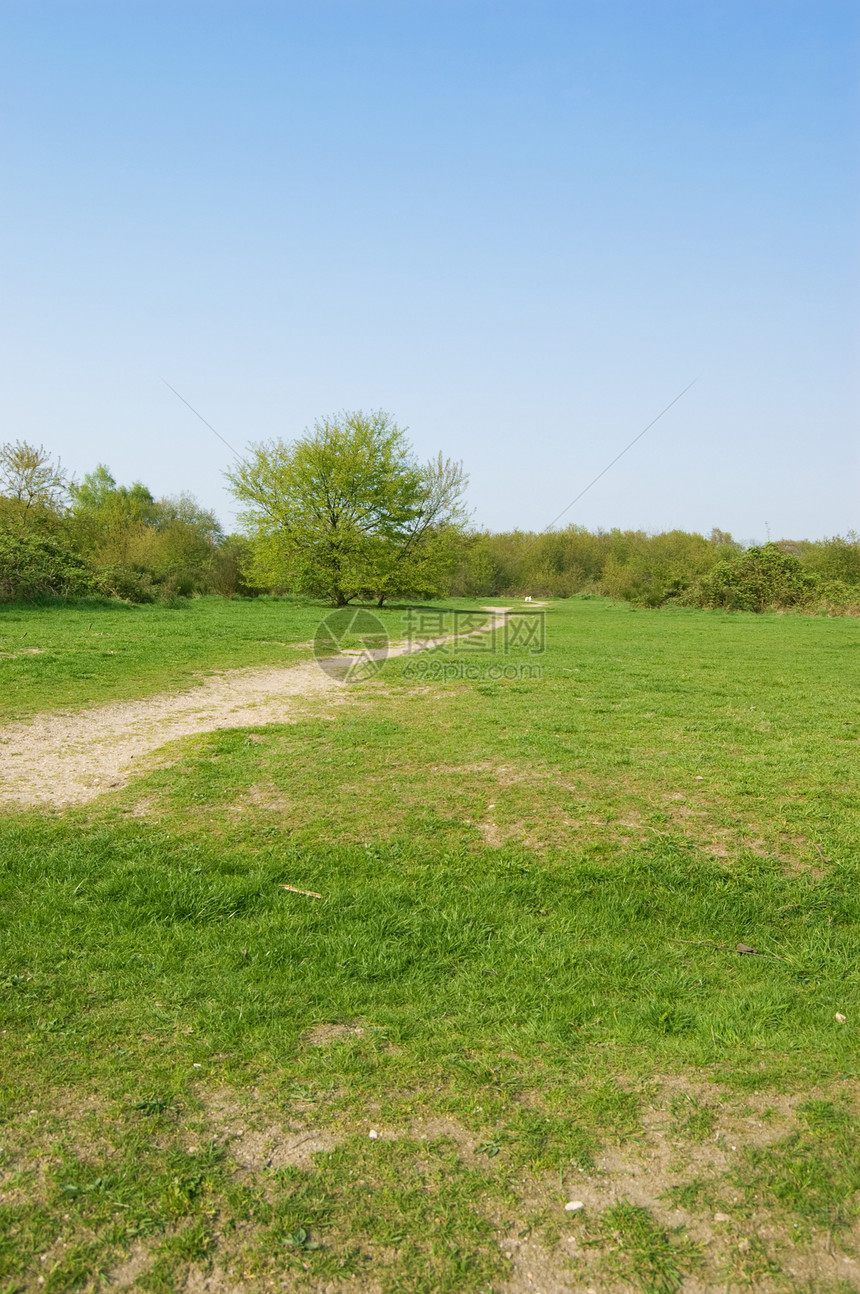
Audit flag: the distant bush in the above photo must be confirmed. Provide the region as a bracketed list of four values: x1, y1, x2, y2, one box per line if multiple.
[598, 529, 721, 607]
[0, 530, 96, 600]
[448, 528, 860, 616]
[204, 535, 263, 597]
[452, 525, 728, 605]
[688, 544, 839, 613]
[795, 533, 860, 588]
[68, 467, 225, 598]
[95, 564, 157, 603]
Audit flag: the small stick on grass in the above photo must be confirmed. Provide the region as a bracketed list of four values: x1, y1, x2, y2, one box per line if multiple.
[671, 937, 786, 961]
[281, 884, 323, 899]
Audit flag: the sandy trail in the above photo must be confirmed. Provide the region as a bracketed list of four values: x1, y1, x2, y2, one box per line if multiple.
[0, 606, 521, 809]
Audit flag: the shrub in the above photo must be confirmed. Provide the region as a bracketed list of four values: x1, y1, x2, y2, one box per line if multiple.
[95, 565, 157, 603]
[796, 534, 860, 588]
[691, 544, 822, 612]
[0, 530, 96, 600]
[599, 530, 720, 607]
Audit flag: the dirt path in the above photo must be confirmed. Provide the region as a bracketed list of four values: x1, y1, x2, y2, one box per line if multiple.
[0, 606, 520, 809]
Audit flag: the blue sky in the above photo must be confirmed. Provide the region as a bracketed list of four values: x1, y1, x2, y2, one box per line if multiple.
[2, 1, 857, 541]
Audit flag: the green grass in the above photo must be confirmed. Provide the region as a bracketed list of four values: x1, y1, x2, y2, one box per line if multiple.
[1, 595, 859, 1291]
[579, 1200, 702, 1293]
[0, 595, 493, 723]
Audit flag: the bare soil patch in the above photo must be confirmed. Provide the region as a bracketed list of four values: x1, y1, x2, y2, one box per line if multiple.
[302, 1023, 367, 1047]
[7, 1076, 860, 1293]
[0, 659, 342, 808]
[0, 608, 515, 809]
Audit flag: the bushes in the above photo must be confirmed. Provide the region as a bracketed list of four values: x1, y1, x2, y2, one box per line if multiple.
[2, 440, 856, 616]
[0, 530, 97, 600]
[794, 534, 860, 588]
[599, 529, 720, 607]
[452, 526, 724, 605]
[689, 544, 859, 614]
[448, 530, 860, 615]
[68, 470, 225, 597]
[206, 535, 264, 598]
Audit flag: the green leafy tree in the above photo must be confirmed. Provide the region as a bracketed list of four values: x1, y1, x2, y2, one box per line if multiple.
[599, 529, 719, 606]
[796, 533, 860, 588]
[70, 466, 159, 565]
[226, 411, 467, 605]
[361, 452, 469, 605]
[142, 493, 223, 592]
[70, 467, 224, 595]
[0, 441, 70, 529]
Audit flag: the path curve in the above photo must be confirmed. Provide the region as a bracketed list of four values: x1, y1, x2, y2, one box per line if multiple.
[0, 606, 519, 808]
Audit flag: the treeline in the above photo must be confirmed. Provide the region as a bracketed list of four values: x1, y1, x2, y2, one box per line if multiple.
[1, 440, 858, 613]
[0, 442, 254, 602]
[450, 527, 860, 613]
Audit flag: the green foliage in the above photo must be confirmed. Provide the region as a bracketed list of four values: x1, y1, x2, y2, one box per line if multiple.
[363, 452, 470, 606]
[206, 534, 261, 597]
[70, 464, 158, 530]
[693, 543, 824, 612]
[226, 411, 467, 605]
[2, 436, 856, 616]
[600, 529, 718, 607]
[69, 466, 224, 599]
[794, 533, 860, 588]
[0, 440, 69, 513]
[452, 525, 724, 604]
[452, 528, 859, 614]
[0, 530, 96, 600]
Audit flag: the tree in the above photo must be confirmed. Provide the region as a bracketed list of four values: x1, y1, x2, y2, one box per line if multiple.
[69, 466, 159, 563]
[362, 451, 469, 605]
[70, 464, 155, 520]
[226, 410, 468, 605]
[796, 533, 860, 588]
[69, 466, 225, 598]
[0, 441, 70, 516]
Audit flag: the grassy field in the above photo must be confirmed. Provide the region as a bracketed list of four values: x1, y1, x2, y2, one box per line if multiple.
[1, 596, 859, 1292]
[0, 596, 449, 724]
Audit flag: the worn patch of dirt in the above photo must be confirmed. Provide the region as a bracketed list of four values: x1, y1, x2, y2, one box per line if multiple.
[0, 608, 513, 809]
[9, 1077, 860, 1293]
[0, 660, 343, 809]
[500, 1079, 860, 1293]
[235, 783, 292, 813]
[657, 792, 825, 874]
[478, 817, 505, 847]
[201, 1086, 342, 1175]
[230, 1122, 340, 1172]
[499, 1235, 579, 1292]
[107, 1242, 152, 1290]
[302, 1023, 366, 1047]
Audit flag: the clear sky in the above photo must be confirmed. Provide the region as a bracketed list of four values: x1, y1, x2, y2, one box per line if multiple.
[2, 0, 857, 542]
